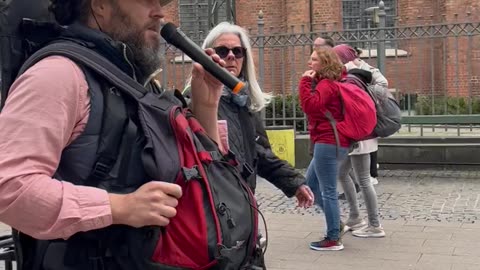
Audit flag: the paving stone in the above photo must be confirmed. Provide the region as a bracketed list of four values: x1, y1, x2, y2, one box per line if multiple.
[419, 254, 480, 265]
[452, 264, 480, 270]
[257, 171, 480, 223]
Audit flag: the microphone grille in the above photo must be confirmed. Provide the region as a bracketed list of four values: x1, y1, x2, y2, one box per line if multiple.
[160, 22, 178, 42]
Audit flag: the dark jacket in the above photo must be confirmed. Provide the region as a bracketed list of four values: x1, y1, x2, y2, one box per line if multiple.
[217, 95, 305, 198]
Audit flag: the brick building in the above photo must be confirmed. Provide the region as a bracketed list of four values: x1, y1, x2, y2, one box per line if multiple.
[161, 0, 480, 102]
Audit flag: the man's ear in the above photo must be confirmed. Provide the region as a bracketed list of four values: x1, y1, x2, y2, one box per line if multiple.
[90, 0, 111, 20]
[88, 0, 113, 30]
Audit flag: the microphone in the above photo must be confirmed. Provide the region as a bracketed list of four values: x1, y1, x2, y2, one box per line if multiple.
[160, 22, 246, 94]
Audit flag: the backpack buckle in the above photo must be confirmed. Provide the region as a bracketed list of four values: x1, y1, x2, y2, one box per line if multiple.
[241, 163, 254, 179]
[225, 150, 239, 166]
[209, 151, 222, 161]
[181, 166, 201, 181]
[90, 160, 114, 181]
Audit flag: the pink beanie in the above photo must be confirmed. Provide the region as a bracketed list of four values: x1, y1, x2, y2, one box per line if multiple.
[333, 44, 357, 64]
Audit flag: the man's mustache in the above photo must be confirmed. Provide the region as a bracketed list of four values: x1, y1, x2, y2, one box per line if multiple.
[146, 21, 163, 33]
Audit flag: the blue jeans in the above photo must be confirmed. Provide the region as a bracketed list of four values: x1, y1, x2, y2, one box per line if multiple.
[306, 143, 348, 240]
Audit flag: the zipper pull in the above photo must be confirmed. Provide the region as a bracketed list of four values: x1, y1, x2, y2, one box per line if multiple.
[217, 203, 236, 228]
[225, 206, 236, 228]
[227, 217, 236, 229]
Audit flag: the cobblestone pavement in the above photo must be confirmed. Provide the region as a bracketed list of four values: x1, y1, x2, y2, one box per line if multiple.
[257, 170, 480, 270]
[256, 170, 480, 224]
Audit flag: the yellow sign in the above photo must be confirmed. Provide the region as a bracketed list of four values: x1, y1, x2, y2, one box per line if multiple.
[265, 128, 295, 167]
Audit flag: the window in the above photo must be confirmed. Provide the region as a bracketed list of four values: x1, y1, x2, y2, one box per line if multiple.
[178, 0, 235, 44]
[342, 0, 397, 49]
[342, 0, 397, 30]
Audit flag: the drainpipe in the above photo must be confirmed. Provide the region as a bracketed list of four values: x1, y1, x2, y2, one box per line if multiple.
[309, 0, 314, 34]
[309, 0, 314, 46]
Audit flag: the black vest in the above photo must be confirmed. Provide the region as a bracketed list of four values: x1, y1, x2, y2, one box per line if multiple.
[17, 24, 159, 270]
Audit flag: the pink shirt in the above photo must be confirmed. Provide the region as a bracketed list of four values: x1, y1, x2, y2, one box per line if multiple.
[0, 56, 228, 240]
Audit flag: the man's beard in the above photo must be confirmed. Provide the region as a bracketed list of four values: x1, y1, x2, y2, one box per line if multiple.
[107, 4, 163, 79]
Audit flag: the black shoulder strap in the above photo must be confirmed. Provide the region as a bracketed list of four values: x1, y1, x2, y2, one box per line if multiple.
[82, 68, 129, 185]
[16, 42, 145, 185]
[18, 42, 146, 101]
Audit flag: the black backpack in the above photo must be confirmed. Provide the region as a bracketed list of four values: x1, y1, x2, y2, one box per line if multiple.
[0, 0, 57, 109]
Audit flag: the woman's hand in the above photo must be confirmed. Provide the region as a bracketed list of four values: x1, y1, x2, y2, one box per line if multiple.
[302, 70, 316, 78]
[190, 48, 226, 109]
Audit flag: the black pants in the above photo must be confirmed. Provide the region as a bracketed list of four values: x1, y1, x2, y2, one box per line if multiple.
[370, 151, 378, 178]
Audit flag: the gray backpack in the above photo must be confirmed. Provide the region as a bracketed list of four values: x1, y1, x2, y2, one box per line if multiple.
[368, 83, 402, 137]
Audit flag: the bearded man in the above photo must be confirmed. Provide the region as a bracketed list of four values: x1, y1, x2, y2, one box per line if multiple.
[0, 0, 228, 269]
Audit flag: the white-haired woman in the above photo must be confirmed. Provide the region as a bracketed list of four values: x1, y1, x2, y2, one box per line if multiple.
[184, 22, 313, 206]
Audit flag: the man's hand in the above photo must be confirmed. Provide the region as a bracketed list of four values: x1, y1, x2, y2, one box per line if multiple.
[295, 184, 314, 208]
[109, 181, 182, 227]
[190, 48, 226, 109]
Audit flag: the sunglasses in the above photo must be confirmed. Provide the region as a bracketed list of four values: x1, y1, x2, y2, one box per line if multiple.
[213, 46, 247, 59]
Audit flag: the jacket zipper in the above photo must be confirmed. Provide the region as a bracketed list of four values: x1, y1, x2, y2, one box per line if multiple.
[121, 43, 137, 82]
[121, 43, 162, 87]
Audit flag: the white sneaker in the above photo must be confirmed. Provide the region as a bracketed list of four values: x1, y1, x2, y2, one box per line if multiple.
[352, 225, 385, 238]
[370, 177, 378, 185]
[344, 218, 367, 232]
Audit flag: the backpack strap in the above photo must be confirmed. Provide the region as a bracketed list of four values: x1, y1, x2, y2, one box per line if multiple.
[324, 83, 346, 158]
[82, 73, 129, 186]
[17, 42, 147, 101]
[324, 111, 340, 158]
[16, 41, 152, 184]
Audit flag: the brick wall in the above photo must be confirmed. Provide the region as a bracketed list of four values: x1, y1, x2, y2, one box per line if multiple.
[311, 0, 343, 31]
[444, 0, 480, 96]
[236, 0, 286, 34]
[160, 0, 480, 99]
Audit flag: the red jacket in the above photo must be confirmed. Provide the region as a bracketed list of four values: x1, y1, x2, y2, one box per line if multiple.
[298, 76, 350, 148]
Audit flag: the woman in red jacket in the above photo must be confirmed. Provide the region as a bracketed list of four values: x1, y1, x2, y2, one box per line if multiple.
[299, 47, 350, 251]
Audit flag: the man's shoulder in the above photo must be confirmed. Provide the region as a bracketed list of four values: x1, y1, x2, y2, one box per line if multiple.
[26, 55, 85, 77]
[18, 55, 88, 92]
[10, 55, 89, 102]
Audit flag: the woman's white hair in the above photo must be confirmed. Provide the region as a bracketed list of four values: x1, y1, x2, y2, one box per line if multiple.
[193, 22, 271, 112]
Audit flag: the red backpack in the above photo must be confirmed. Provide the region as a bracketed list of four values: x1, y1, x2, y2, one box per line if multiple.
[150, 105, 260, 269]
[325, 81, 377, 148]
